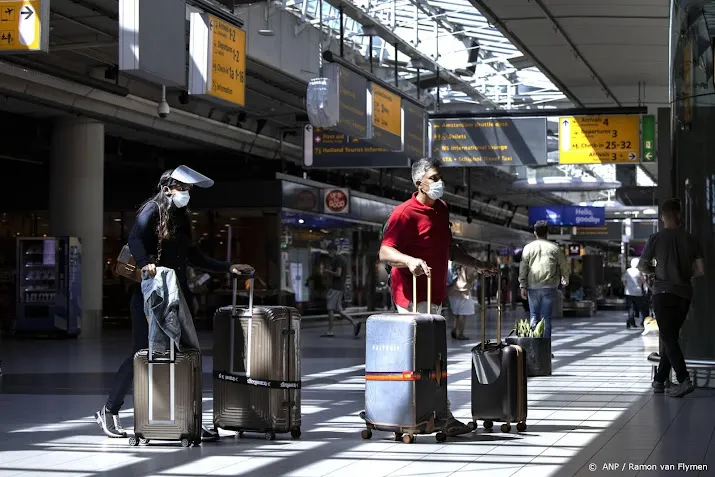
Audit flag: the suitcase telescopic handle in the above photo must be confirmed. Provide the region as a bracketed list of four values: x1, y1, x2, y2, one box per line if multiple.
[231, 271, 255, 316]
[496, 264, 502, 344]
[411, 273, 431, 313]
[480, 274, 486, 351]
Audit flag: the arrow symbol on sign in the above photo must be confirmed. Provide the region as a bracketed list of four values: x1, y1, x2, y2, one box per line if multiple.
[20, 6, 32, 19]
[560, 119, 570, 151]
[645, 152, 653, 160]
[628, 152, 637, 161]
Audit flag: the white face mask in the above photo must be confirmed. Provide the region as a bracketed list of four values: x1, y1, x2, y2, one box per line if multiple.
[172, 190, 191, 208]
[425, 180, 444, 200]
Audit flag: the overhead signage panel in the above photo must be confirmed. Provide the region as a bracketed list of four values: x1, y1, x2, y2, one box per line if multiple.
[528, 206, 562, 226]
[571, 222, 622, 241]
[529, 206, 605, 227]
[0, 0, 49, 53]
[371, 83, 402, 150]
[431, 118, 548, 167]
[188, 12, 246, 107]
[333, 63, 369, 138]
[632, 220, 657, 241]
[402, 100, 426, 160]
[303, 125, 410, 169]
[558, 115, 640, 164]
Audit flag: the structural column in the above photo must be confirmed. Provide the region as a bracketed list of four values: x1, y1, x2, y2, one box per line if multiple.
[49, 117, 105, 339]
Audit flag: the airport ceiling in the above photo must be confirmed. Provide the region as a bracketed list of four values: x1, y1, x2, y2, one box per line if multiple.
[0, 0, 658, 211]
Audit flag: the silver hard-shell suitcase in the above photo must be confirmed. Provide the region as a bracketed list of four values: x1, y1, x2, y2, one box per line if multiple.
[130, 343, 202, 447]
[212, 275, 302, 440]
[360, 275, 449, 444]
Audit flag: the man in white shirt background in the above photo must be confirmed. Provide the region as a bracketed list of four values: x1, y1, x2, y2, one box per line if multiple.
[622, 257, 646, 329]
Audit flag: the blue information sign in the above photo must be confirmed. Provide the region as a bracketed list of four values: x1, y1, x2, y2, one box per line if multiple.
[528, 206, 563, 226]
[529, 206, 605, 227]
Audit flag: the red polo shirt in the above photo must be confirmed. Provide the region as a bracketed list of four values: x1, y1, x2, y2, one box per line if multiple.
[381, 193, 452, 309]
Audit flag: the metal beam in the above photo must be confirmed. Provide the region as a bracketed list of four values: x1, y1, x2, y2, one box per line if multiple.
[322, 0, 498, 107]
[429, 106, 648, 119]
[531, 0, 620, 107]
[468, 0, 583, 108]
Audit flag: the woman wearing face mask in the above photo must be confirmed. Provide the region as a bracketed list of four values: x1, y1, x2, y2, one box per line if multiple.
[96, 166, 254, 440]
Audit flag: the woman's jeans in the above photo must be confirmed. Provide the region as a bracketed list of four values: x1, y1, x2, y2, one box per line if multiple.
[105, 283, 192, 414]
[528, 287, 556, 338]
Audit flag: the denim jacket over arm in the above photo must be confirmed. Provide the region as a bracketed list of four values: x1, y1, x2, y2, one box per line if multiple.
[141, 267, 201, 354]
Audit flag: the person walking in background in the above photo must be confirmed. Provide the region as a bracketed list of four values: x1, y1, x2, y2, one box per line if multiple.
[322, 243, 362, 338]
[639, 198, 704, 398]
[447, 260, 479, 340]
[623, 257, 646, 329]
[518, 220, 569, 338]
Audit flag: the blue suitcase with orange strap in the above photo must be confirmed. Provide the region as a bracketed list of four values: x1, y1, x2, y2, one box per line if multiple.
[359, 275, 449, 444]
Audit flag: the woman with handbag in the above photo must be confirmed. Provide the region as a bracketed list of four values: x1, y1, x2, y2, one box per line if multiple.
[96, 165, 254, 439]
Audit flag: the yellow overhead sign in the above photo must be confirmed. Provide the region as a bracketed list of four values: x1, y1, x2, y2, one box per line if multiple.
[372, 83, 401, 137]
[558, 115, 640, 164]
[209, 15, 246, 107]
[0, 0, 43, 52]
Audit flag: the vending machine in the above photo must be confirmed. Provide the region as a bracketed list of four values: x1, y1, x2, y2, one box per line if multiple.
[15, 237, 82, 337]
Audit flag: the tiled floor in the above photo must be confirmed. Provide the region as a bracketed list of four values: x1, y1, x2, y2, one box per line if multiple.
[1, 309, 714, 477]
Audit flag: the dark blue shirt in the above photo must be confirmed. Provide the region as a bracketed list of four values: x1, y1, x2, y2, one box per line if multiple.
[128, 202, 230, 286]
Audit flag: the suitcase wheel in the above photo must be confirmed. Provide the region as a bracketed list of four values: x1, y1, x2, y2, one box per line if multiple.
[401, 434, 416, 444]
[516, 422, 527, 432]
[291, 428, 302, 439]
[483, 420, 494, 431]
[393, 432, 402, 442]
[193, 438, 202, 446]
[139, 438, 150, 445]
[500, 423, 511, 433]
[265, 431, 276, 441]
[180, 438, 191, 447]
[360, 429, 372, 440]
[435, 432, 447, 443]
[467, 422, 476, 431]
[128, 436, 138, 447]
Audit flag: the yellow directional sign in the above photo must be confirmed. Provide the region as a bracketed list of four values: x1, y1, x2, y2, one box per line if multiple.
[0, 0, 46, 52]
[208, 15, 246, 107]
[558, 115, 640, 164]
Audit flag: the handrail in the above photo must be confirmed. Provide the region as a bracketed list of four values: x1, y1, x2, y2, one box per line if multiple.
[647, 352, 715, 368]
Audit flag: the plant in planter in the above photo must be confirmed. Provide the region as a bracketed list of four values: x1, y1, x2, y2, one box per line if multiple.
[506, 318, 552, 377]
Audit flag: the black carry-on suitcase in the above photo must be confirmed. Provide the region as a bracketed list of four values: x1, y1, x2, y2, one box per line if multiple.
[470, 275, 528, 433]
[212, 274, 302, 441]
[360, 275, 449, 444]
[130, 343, 203, 447]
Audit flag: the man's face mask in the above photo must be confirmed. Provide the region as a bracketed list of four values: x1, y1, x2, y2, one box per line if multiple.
[425, 179, 444, 200]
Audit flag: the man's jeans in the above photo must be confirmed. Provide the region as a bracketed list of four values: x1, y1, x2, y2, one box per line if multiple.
[527, 287, 556, 338]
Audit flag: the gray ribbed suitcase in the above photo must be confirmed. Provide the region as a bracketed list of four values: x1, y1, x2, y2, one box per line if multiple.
[130, 346, 202, 447]
[360, 275, 449, 444]
[212, 276, 302, 440]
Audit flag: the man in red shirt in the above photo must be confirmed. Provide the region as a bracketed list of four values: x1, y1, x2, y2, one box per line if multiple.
[380, 157, 495, 436]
